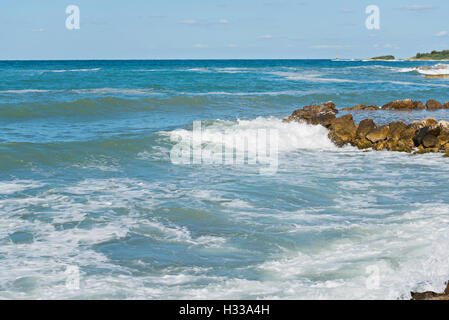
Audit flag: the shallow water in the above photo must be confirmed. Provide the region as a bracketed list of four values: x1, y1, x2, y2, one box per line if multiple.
[1, 60, 449, 299]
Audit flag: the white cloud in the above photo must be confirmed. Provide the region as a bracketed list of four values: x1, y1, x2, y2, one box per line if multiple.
[193, 44, 208, 48]
[228, 44, 237, 48]
[258, 34, 273, 39]
[32, 28, 45, 32]
[218, 19, 229, 24]
[343, 8, 353, 13]
[435, 31, 448, 37]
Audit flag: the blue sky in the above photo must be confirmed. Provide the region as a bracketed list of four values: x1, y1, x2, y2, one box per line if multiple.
[1, 0, 448, 59]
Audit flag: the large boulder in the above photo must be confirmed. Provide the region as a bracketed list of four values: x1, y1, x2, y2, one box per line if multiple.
[382, 99, 425, 110]
[388, 137, 414, 152]
[422, 134, 440, 148]
[387, 121, 407, 141]
[284, 101, 338, 126]
[366, 126, 390, 143]
[328, 114, 357, 147]
[426, 99, 443, 110]
[356, 118, 376, 139]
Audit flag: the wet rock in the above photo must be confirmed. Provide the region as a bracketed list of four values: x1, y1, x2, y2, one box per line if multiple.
[387, 121, 407, 141]
[437, 123, 449, 148]
[413, 125, 439, 146]
[284, 101, 338, 127]
[366, 126, 389, 143]
[388, 137, 414, 153]
[356, 119, 376, 139]
[328, 114, 357, 147]
[444, 102, 449, 109]
[355, 138, 373, 149]
[426, 99, 443, 110]
[413, 148, 439, 154]
[342, 104, 379, 111]
[411, 283, 449, 300]
[373, 140, 388, 151]
[422, 134, 440, 148]
[382, 99, 425, 110]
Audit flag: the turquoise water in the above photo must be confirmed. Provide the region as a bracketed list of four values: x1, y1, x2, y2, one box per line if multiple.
[1, 60, 449, 299]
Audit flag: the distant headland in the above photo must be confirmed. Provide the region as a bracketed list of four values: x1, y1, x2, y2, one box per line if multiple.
[367, 49, 449, 61]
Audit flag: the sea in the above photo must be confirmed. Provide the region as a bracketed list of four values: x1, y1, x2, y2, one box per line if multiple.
[1, 59, 449, 299]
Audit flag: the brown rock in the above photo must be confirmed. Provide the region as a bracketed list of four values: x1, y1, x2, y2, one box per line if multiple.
[356, 118, 376, 139]
[422, 134, 440, 148]
[389, 137, 414, 152]
[373, 140, 388, 151]
[413, 148, 439, 154]
[444, 102, 449, 109]
[328, 114, 357, 147]
[424, 118, 438, 127]
[413, 126, 437, 146]
[366, 126, 389, 143]
[411, 283, 449, 300]
[382, 99, 425, 110]
[355, 138, 373, 149]
[284, 101, 338, 125]
[426, 99, 443, 110]
[319, 101, 337, 113]
[342, 104, 379, 111]
[388, 121, 407, 141]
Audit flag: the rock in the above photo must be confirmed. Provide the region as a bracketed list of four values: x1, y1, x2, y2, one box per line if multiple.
[426, 99, 443, 110]
[320, 101, 337, 113]
[422, 134, 440, 148]
[413, 148, 439, 154]
[382, 99, 425, 110]
[387, 121, 407, 141]
[411, 283, 449, 300]
[355, 138, 373, 149]
[342, 104, 379, 111]
[424, 118, 438, 127]
[356, 119, 376, 139]
[444, 102, 449, 109]
[366, 126, 389, 143]
[284, 101, 338, 126]
[438, 125, 449, 147]
[389, 137, 414, 152]
[413, 125, 439, 146]
[310, 113, 336, 128]
[328, 114, 357, 147]
[438, 120, 449, 129]
[373, 140, 388, 151]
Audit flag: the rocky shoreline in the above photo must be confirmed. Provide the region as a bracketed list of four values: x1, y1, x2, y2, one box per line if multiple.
[283, 99, 449, 156]
[411, 283, 449, 300]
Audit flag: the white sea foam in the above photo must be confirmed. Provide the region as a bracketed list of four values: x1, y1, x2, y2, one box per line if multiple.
[166, 117, 338, 155]
[72, 88, 161, 95]
[0, 180, 45, 195]
[50, 68, 101, 73]
[416, 64, 449, 75]
[0, 89, 51, 94]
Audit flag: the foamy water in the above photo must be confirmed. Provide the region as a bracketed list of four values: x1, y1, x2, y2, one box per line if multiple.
[1, 59, 449, 299]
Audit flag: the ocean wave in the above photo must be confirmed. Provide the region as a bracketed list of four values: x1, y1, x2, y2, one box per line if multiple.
[48, 68, 101, 73]
[416, 64, 449, 76]
[163, 116, 339, 155]
[0, 89, 51, 94]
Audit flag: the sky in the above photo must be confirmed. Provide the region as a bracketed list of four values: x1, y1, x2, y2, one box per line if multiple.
[1, 0, 448, 60]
